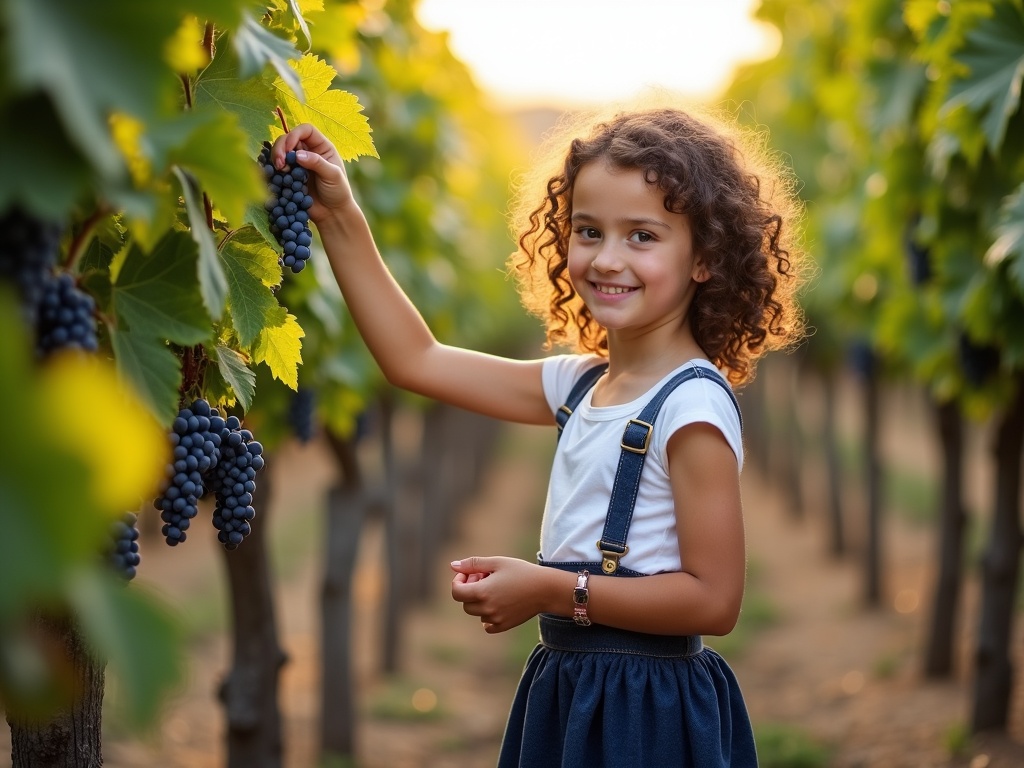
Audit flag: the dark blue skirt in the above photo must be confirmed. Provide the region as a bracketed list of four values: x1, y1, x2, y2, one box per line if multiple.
[497, 615, 758, 767]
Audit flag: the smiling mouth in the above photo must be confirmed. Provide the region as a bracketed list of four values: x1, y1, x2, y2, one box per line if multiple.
[592, 283, 637, 295]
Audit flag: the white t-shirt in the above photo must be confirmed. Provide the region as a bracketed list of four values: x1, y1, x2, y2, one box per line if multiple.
[539, 354, 743, 575]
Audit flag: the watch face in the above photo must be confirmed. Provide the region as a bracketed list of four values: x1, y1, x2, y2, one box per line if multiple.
[573, 588, 588, 604]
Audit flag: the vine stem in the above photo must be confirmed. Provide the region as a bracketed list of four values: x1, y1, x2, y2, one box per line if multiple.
[276, 107, 290, 134]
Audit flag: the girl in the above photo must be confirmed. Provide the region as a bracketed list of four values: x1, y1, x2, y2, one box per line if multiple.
[272, 103, 805, 767]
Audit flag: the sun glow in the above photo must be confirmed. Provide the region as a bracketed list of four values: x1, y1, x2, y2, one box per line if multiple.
[416, 0, 780, 109]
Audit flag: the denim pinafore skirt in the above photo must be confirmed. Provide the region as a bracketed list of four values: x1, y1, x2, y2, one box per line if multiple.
[497, 363, 758, 768]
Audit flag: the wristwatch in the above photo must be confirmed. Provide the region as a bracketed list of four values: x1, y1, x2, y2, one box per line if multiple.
[573, 570, 592, 627]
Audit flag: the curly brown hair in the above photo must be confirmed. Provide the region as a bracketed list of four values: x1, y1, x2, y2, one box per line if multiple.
[508, 103, 806, 386]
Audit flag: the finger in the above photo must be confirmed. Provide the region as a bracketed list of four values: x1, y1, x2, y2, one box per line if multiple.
[450, 557, 496, 574]
[270, 123, 319, 167]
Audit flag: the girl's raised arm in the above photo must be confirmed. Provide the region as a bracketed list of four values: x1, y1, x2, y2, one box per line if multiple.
[272, 124, 552, 426]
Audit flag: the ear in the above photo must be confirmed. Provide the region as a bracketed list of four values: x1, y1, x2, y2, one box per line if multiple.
[692, 257, 710, 284]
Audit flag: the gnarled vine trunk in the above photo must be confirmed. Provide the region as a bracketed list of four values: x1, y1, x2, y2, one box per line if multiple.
[971, 383, 1024, 732]
[219, 467, 287, 767]
[924, 398, 967, 678]
[7, 614, 104, 768]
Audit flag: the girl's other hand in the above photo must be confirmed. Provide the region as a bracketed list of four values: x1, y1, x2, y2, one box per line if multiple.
[450, 557, 549, 634]
[270, 123, 356, 222]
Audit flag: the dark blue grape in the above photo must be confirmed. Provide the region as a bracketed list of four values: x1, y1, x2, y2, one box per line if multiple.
[258, 141, 314, 276]
[209, 416, 267, 550]
[0, 207, 62, 325]
[35, 271, 98, 356]
[153, 398, 222, 546]
[107, 512, 141, 581]
[288, 388, 317, 443]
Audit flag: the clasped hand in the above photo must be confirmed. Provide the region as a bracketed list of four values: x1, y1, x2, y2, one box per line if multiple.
[450, 556, 547, 634]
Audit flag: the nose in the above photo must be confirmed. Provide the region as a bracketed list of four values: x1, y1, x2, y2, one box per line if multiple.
[590, 242, 623, 273]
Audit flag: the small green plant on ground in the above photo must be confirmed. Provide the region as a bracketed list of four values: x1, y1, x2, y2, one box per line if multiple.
[754, 723, 832, 768]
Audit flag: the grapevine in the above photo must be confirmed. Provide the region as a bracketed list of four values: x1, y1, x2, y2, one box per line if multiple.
[258, 141, 314, 275]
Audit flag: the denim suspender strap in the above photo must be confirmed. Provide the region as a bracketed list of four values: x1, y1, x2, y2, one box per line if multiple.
[555, 362, 609, 442]
[597, 365, 741, 574]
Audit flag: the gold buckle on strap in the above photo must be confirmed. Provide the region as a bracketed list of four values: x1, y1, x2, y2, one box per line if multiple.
[597, 541, 629, 574]
[621, 419, 653, 454]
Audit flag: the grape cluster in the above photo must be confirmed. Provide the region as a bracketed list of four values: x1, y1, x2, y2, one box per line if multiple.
[288, 387, 316, 443]
[0, 207, 61, 321]
[258, 141, 314, 274]
[107, 512, 141, 581]
[155, 399, 223, 546]
[35, 272, 99, 356]
[210, 416, 265, 550]
[153, 399, 266, 550]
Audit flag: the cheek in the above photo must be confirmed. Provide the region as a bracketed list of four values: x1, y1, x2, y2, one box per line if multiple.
[566, 245, 589, 286]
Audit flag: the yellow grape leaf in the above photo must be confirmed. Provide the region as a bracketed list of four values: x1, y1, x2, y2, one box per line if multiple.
[109, 112, 151, 186]
[274, 54, 378, 160]
[251, 313, 304, 389]
[38, 353, 167, 513]
[164, 15, 209, 73]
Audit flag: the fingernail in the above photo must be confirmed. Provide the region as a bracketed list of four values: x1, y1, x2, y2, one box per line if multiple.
[296, 150, 308, 161]
[450, 560, 461, 567]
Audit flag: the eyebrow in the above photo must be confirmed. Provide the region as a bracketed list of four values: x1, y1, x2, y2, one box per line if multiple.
[570, 213, 672, 230]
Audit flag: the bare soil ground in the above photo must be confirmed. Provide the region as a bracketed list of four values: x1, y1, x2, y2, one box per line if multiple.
[3, 379, 1024, 768]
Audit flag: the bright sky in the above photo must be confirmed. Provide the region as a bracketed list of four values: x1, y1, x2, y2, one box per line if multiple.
[415, 0, 780, 109]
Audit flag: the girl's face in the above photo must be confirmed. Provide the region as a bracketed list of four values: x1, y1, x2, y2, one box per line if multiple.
[567, 160, 707, 342]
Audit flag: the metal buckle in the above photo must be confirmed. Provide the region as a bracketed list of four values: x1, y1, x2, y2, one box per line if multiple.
[597, 541, 629, 574]
[621, 419, 653, 454]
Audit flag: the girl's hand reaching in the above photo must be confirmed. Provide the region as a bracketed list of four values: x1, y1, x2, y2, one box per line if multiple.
[270, 123, 356, 222]
[451, 557, 558, 634]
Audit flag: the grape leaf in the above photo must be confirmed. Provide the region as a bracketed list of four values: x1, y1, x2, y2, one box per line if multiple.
[288, 0, 313, 52]
[172, 166, 229, 321]
[987, 182, 1024, 291]
[214, 344, 256, 411]
[113, 231, 213, 346]
[163, 111, 264, 225]
[234, 10, 304, 102]
[274, 54, 377, 160]
[220, 231, 285, 347]
[192, 35, 283, 156]
[943, 2, 1024, 152]
[251, 312, 304, 389]
[109, 326, 183, 425]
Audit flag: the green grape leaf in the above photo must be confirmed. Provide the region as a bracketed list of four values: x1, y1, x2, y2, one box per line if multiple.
[69, 572, 183, 728]
[3, 0, 183, 179]
[987, 182, 1024, 291]
[193, 35, 282, 156]
[234, 10, 304, 101]
[221, 230, 284, 347]
[172, 166, 229, 321]
[214, 344, 256, 412]
[251, 312, 304, 389]
[113, 231, 213, 347]
[109, 326, 183, 424]
[164, 111, 265, 226]
[943, 2, 1024, 152]
[274, 54, 377, 160]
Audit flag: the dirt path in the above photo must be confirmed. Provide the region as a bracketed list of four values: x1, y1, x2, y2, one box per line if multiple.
[4, 411, 1024, 767]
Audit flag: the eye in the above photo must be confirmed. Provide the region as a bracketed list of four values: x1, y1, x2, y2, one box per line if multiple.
[575, 226, 601, 241]
[629, 231, 655, 243]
